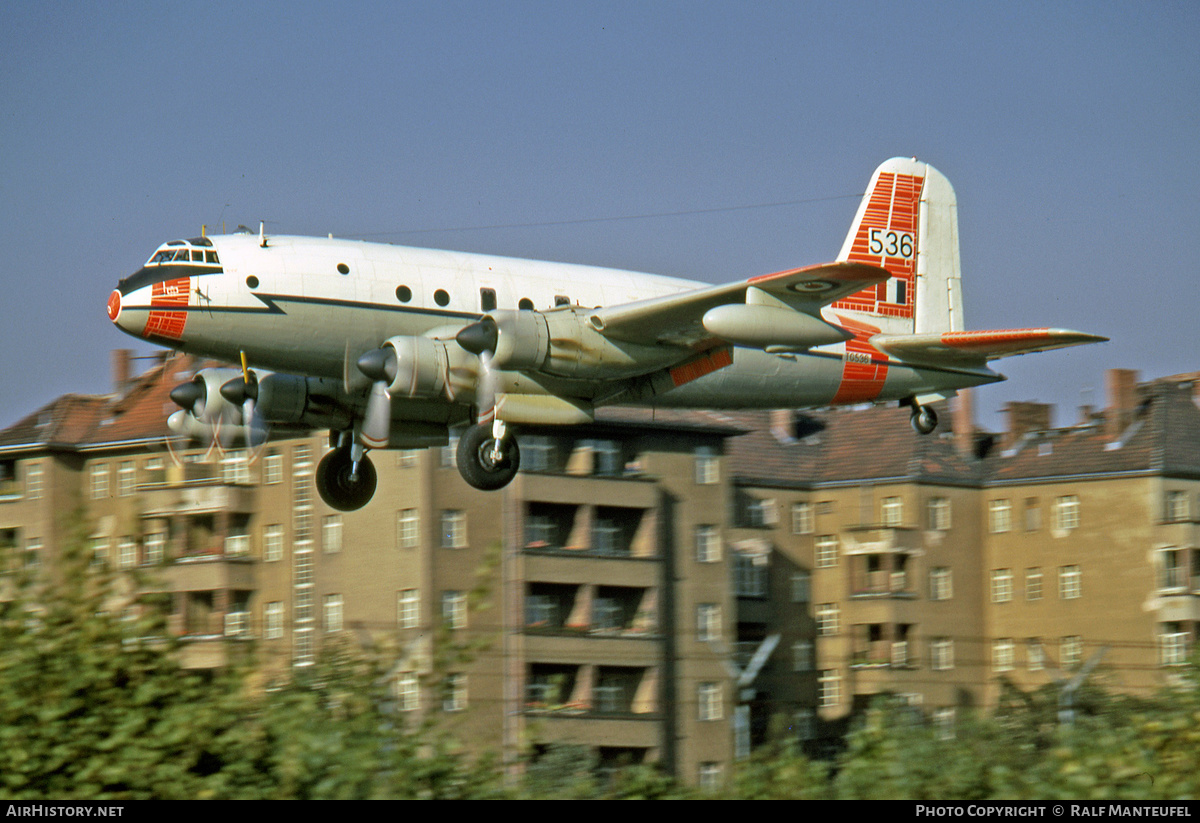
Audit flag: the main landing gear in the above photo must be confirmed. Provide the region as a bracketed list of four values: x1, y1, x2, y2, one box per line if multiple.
[457, 422, 521, 491]
[909, 403, 938, 435]
[316, 437, 378, 511]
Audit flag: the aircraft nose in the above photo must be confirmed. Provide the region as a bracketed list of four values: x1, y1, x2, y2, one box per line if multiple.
[107, 289, 122, 323]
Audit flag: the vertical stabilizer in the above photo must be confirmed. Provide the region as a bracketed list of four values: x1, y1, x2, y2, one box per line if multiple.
[832, 158, 963, 335]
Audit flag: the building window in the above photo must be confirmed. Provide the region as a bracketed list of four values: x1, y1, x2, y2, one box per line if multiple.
[993, 639, 1015, 672]
[931, 638, 954, 671]
[263, 524, 283, 562]
[734, 553, 767, 597]
[792, 640, 813, 672]
[263, 451, 283, 485]
[222, 450, 250, 484]
[927, 497, 951, 531]
[1026, 567, 1043, 601]
[1157, 550, 1183, 590]
[398, 589, 419, 629]
[1165, 491, 1189, 523]
[1061, 636, 1083, 667]
[521, 436, 555, 473]
[1024, 498, 1041, 531]
[698, 682, 722, 721]
[1053, 495, 1080, 531]
[818, 670, 841, 709]
[1059, 565, 1081, 600]
[442, 591, 467, 630]
[397, 509, 419, 549]
[791, 570, 811, 603]
[988, 499, 1011, 533]
[745, 496, 777, 528]
[694, 446, 719, 485]
[792, 502, 814, 535]
[695, 525, 721, 563]
[591, 440, 621, 476]
[324, 594, 343, 633]
[592, 517, 622, 554]
[322, 515, 342, 554]
[1027, 639, 1045, 671]
[90, 463, 109, 500]
[396, 672, 419, 712]
[144, 532, 165, 565]
[443, 673, 467, 712]
[25, 462, 43, 500]
[698, 762, 722, 792]
[264, 602, 284, 640]
[696, 604, 721, 643]
[118, 537, 137, 570]
[91, 538, 109, 568]
[816, 603, 839, 636]
[441, 510, 466, 548]
[1159, 623, 1189, 666]
[929, 567, 953, 601]
[991, 569, 1013, 603]
[117, 462, 135, 497]
[815, 535, 838, 568]
[25, 538, 42, 569]
[881, 497, 903, 527]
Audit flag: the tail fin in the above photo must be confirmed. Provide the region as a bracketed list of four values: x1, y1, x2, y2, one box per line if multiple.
[833, 158, 963, 335]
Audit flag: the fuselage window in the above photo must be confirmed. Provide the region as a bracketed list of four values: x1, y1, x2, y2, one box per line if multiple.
[554, 295, 571, 307]
[396, 285, 412, 303]
[480, 288, 497, 312]
[434, 289, 450, 307]
[337, 263, 350, 275]
[518, 298, 534, 311]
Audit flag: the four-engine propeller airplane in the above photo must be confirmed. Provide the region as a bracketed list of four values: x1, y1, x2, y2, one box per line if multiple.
[108, 158, 1106, 511]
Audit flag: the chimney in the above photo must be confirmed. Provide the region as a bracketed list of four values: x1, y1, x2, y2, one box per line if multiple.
[112, 349, 132, 395]
[770, 409, 795, 443]
[1003, 401, 1053, 450]
[952, 390, 975, 459]
[1104, 369, 1140, 442]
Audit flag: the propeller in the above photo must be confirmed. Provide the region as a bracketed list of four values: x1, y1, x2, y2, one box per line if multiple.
[455, 320, 499, 426]
[356, 346, 398, 449]
[218, 352, 269, 448]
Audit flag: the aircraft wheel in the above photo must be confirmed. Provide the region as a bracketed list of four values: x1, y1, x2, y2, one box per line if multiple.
[457, 424, 520, 491]
[315, 447, 378, 511]
[910, 405, 938, 435]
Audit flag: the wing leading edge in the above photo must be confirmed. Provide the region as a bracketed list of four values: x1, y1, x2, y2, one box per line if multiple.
[589, 262, 890, 347]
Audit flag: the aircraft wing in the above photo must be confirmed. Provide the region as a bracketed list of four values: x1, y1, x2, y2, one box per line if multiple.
[590, 262, 890, 346]
[873, 328, 1109, 367]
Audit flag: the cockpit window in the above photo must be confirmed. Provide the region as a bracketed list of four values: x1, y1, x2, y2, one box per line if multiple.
[146, 241, 219, 267]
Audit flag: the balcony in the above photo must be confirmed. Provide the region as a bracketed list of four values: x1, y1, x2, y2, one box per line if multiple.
[843, 524, 921, 554]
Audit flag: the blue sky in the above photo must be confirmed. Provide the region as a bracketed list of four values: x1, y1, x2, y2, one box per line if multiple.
[1, 1, 1197, 432]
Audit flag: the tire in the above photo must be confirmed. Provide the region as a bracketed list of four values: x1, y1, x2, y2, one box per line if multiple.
[456, 424, 520, 491]
[315, 448, 378, 511]
[910, 406, 938, 435]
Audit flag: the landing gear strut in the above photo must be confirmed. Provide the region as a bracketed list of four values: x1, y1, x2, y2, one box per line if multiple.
[910, 404, 938, 435]
[316, 440, 378, 511]
[456, 422, 520, 491]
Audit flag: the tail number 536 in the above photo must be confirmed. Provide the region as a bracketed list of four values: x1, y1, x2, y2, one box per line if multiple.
[868, 229, 914, 259]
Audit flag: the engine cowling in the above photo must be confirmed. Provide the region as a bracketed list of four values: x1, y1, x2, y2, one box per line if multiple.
[480, 308, 675, 380]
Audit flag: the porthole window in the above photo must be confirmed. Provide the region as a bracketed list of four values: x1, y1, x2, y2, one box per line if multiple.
[518, 298, 534, 311]
[434, 289, 450, 307]
[396, 285, 412, 303]
[246, 276, 259, 289]
[337, 263, 350, 275]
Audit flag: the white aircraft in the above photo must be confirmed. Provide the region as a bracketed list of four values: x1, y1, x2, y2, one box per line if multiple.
[108, 158, 1105, 510]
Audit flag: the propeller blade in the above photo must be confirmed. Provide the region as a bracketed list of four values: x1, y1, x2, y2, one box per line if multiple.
[357, 346, 399, 449]
[477, 349, 498, 426]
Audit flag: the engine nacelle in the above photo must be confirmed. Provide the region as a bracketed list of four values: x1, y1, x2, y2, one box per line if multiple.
[485, 309, 674, 380]
[380, 335, 450, 399]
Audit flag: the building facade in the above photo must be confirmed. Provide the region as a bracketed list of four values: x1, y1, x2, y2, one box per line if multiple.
[2, 351, 1197, 779]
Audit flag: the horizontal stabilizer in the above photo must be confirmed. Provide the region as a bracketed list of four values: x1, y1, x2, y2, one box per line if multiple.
[874, 328, 1108, 367]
